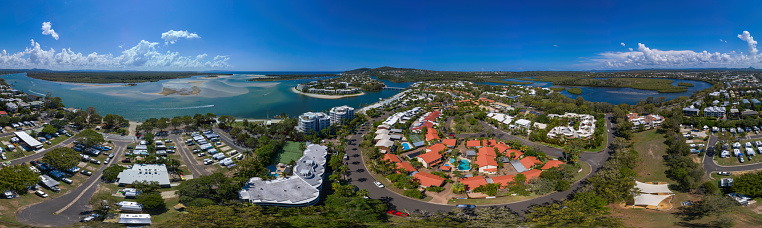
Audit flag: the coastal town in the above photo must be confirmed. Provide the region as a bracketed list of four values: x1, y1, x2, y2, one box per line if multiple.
[2, 2, 762, 227]
[4, 67, 762, 227]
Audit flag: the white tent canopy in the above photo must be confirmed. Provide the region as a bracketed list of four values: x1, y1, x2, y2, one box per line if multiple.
[635, 181, 672, 194]
[633, 194, 672, 207]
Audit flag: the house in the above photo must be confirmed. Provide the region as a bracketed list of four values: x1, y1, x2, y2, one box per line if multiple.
[425, 131, 441, 142]
[426, 143, 447, 154]
[515, 119, 532, 128]
[375, 139, 393, 151]
[383, 154, 402, 163]
[519, 156, 542, 170]
[0, 111, 7, 116]
[460, 176, 488, 191]
[505, 149, 523, 160]
[442, 139, 457, 148]
[490, 175, 515, 189]
[417, 151, 443, 168]
[522, 169, 543, 182]
[494, 143, 510, 153]
[396, 162, 417, 173]
[476, 147, 498, 174]
[682, 106, 699, 116]
[540, 160, 565, 170]
[466, 140, 481, 148]
[413, 172, 445, 187]
[509, 160, 529, 173]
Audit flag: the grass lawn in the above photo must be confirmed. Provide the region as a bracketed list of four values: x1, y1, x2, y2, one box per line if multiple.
[274, 141, 304, 164]
[41, 135, 70, 149]
[632, 130, 670, 182]
[610, 198, 762, 228]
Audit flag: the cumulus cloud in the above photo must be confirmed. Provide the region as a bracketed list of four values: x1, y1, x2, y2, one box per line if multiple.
[620, 42, 625, 47]
[581, 31, 762, 69]
[161, 30, 201, 44]
[738, 31, 757, 56]
[0, 39, 230, 70]
[553, 44, 558, 47]
[41, 22, 59, 40]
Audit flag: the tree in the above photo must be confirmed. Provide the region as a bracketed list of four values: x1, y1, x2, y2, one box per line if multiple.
[137, 193, 165, 211]
[41, 124, 58, 135]
[77, 129, 105, 148]
[403, 189, 424, 199]
[452, 182, 465, 194]
[42, 147, 80, 170]
[0, 164, 39, 194]
[102, 165, 126, 181]
[132, 180, 160, 193]
[731, 171, 762, 197]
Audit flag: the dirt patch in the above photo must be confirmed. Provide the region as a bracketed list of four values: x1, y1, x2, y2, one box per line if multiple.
[161, 190, 178, 199]
[647, 145, 655, 159]
[0, 205, 7, 211]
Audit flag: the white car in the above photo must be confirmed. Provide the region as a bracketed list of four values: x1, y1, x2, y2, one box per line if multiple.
[35, 190, 48, 198]
[374, 181, 384, 188]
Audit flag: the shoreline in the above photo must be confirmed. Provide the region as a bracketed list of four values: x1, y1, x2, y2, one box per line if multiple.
[290, 87, 365, 99]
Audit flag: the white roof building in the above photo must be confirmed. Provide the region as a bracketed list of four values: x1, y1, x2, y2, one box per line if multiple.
[239, 143, 328, 206]
[14, 131, 42, 149]
[116, 164, 171, 187]
[118, 214, 151, 225]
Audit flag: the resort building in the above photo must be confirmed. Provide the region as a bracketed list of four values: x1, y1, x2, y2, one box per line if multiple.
[116, 164, 171, 187]
[682, 105, 699, 116]
[703, 106, 725, 118]
[239, 143, 328, 206]
[413, 172, 445, 188]
[297, 112, 331, 133]
[417, 150, 443, 168]
[329, 105, 354, 125]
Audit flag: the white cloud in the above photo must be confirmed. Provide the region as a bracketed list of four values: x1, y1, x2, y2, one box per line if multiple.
[553, 44, 558, 47]
[161, 30, 201, 45]
[41, 22, 59, 40]
[738, 31, 757, 56]
[720, 39, 727, 43]
[0, 39, 230, 70]
[581, 31, 762, 69]
[620, 42, 625, 47]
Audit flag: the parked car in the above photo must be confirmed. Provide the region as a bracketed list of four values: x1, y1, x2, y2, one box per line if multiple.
[198, 153, 206, 157]
[80, 170, 93, 176]
[61, 178, 73, 184]
[456, 204, 476, 209]
[386, 210, 409, 217]
[81, 214, 100, 222]
[35, 190, 48, 198]
[50, 186, 61, 192]
[122, 158, 131, 163]
[374, 181, 384, 188]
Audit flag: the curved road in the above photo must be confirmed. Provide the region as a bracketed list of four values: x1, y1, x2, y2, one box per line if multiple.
[16, 135, 134, 227]
[344, 114, 615, 213]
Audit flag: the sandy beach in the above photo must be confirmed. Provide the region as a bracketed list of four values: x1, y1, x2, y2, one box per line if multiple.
[290, 87, 365, 99]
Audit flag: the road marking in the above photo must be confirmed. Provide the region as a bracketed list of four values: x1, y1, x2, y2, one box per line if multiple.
[54, 144, 122, 214]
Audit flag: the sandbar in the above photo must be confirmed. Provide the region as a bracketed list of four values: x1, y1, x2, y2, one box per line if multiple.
[291, 87, 364, 99]
[157, 86, 201, 96]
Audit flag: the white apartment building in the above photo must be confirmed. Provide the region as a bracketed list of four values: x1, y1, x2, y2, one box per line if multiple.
[297, 112, 331, 133]
[329, 105, 354, 125]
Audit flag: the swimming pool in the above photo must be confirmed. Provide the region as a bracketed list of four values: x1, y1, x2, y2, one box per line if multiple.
[402, 143, 412, 150]
[458, 159, 470, 171]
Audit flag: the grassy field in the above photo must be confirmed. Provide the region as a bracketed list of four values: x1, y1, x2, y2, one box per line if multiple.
[275, 141, 304, 164]
[610, 201, 762, 228]
[633, 130, 670, 182]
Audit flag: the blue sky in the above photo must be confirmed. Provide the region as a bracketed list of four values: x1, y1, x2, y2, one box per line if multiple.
[1, 0, 762, 71]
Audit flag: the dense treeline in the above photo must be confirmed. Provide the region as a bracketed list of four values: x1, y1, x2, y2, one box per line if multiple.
[661, 109, 705, 191]
[25, 71, 214, 83]
[531, 77, 689, 93]
[248, 74, 336, 81]
[566, 87, 583, 95]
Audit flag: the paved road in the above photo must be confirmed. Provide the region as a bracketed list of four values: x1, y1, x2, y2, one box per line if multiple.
[170, 134, 212, 177]
[702, 135, 762, 176]
[6, 136, 80, 166]
[212, 127, 250, 153]
[16, 138, 133, 227]
[344, 113, 614, 213]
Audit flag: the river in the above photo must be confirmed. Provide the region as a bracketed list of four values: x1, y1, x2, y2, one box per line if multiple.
[0, 73, 413, 121]
[502, 78, 712, 105]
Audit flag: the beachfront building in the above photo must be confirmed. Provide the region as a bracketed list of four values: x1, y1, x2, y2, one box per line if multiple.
[329, 105, 355, 125]
[297, 112, 331, 133]
[116, 164, 171, 188]
[239, 143, 328, 206]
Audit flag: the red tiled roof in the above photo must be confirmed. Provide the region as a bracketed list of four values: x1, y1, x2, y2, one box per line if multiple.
[495, 143, 510, 153]
[460, 176, 488, 190]
[426, 143, 447, 153]
[478, 146, 497, 157]
[426, 132, 440, 141]
[397, 162, 417, 173]
[519, 156, 542, 170]
[476, 154, 497, 167]
[0, 111, 7, 115]
[483, 168, 497, 173]
[442, 139, 457, 147]
[413, 172, 445, 187]
[482, 140, 489, 146]
[540, 160, 565, 170]
[383, 153, 401, 163]
[506, 149, 523, 160]
[466, 140, 481, 147]
[490, 175, 515, 188]
[488, 139, 497, 146]
[417, 151, 443, 164]
[439, 165, 451, 171]
[522, 169, 543, 182]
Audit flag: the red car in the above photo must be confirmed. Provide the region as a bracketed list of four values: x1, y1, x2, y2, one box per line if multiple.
[386, 210, 409, 217]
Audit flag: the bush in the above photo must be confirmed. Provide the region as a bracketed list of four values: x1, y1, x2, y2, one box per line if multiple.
[426, 186, 445, 193]
[137, 193, 166, 211]
[403, 189, 424, 199]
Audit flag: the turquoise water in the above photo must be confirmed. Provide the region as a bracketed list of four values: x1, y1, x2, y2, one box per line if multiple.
[1, 73, 412, 121]
[502, 78, 712, 105]
[402, 143, 412, 150]
[458, 159, 470, 171]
